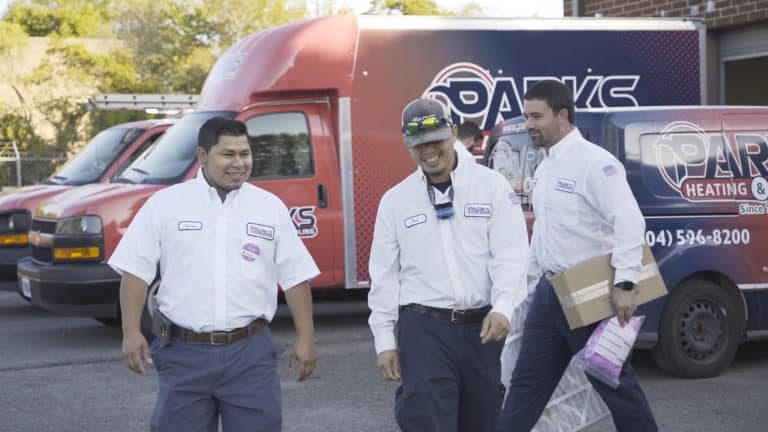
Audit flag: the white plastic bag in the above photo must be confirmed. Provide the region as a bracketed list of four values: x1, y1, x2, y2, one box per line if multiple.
[500, 296, 611, 432]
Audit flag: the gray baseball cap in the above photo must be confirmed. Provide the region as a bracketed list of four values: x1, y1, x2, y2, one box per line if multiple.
[401, 98, 453, 148]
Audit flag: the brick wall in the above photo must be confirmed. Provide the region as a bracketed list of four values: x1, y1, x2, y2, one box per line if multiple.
[565, 0, 768, 29]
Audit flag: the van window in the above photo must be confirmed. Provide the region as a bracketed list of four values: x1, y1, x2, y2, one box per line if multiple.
[244, 112, 314, 179]
[636, 130, 746, 216]
[49, 128, 142, 185]
[111, 131, 164, 181]
[639, 132, 736, 202]
[115, 111, 236, 185]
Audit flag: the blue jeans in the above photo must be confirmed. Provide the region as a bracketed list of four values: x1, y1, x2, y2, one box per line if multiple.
[496, 277, 657, 432]
[396, 308, 505, 432]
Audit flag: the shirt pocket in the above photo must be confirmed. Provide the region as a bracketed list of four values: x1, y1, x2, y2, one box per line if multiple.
[543, 190, 582, 227]
[398, 211, 434, 259]
[165, 218, 207, 250]
[238, 237, 275, 278]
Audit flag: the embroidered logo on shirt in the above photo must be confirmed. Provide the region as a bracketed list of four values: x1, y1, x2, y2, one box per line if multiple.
[246, 223, 275, 241]
[404, 214, 427, 229]
[509, 192, 521, 206]
[464, 204, 492, 218]
[554, 178, 576, 193]
[603, 164, 618, 177]
[241, 243, 260, 261]
[178, 221, 203, 231]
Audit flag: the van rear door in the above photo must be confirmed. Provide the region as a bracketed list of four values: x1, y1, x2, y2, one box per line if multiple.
[238, 101, 342, 289]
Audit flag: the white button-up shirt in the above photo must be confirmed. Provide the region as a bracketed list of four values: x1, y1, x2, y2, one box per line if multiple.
[368, 154, 529, 354]
[108, 169, 320, 332]
[529, 128, 645, 286]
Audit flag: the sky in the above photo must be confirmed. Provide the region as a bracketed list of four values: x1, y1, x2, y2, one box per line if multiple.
[0, 1, 564, 19]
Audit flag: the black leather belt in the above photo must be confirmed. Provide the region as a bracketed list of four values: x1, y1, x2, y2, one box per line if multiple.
[400, 303, 491, 324]
[171, 319, 267, 345]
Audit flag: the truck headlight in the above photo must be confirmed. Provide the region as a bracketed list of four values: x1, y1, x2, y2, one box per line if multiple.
[55, 216, 103, 235]
[0, 212, 30, 246]
[0, 211, 30, 233]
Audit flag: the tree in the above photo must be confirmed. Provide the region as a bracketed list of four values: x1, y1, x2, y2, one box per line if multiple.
[369, 0, 453, 15]
[5, 0, 114, 37]
[2, 0, 314, 168]
[458, 2, 484, 17]
[0, 21, 44, 153]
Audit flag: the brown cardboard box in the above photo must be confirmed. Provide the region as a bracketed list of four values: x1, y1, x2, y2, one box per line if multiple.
[549, 245, 667, 329]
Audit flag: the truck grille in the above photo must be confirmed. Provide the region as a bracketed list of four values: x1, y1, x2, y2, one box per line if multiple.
[31, 219, 57, 234]
[31, 246, 53, 263]
[30, 219, 56, 263]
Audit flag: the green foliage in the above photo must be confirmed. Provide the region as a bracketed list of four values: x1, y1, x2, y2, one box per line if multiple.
[0, 109, 44, 152]
[379, 0, 453, 15]
[0, 21, 29, 55]
[5, 0, 114, 37]
[2, 0, 316, 184]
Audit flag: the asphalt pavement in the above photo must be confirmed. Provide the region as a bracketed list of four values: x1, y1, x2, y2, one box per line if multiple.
[1, 284, 767, 432]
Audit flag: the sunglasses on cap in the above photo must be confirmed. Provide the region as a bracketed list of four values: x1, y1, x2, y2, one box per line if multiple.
[402, 115, 450, 136]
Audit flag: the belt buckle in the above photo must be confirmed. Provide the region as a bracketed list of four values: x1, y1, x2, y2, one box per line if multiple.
[450, 309, 466, 323]
[210, 331, 231, 345]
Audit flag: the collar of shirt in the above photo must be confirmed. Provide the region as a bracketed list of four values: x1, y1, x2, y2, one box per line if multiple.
[195, 167, 241, 206]
[546, 127, 581, 160]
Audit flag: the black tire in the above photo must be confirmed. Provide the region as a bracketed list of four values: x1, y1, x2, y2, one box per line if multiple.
[652, 278, 743, 378]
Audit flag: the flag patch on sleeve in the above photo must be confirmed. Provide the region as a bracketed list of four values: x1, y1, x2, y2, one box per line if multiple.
[602, 164, 618, 177]
[509, 192, 521, 206]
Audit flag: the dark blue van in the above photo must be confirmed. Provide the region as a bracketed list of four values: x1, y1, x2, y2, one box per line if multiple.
[485, 106, 768, 378]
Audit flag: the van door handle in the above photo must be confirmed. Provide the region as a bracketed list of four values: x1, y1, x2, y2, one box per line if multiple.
[317, 184, 328, 208]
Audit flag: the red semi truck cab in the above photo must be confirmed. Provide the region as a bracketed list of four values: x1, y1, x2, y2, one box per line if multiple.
[2, 119, 172, 285]
[18, 15, 704, 321]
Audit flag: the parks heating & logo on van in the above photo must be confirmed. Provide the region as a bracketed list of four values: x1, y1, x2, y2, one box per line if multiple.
[653, 121, 768, 203]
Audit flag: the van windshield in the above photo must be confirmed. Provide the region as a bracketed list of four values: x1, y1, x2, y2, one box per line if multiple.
[487, 133, 544, 198]
[115, 111, 236, 185]
[47, 128, 142, 185]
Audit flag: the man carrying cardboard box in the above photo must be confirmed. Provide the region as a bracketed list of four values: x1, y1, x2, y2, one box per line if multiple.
[495, 80, 658, 432]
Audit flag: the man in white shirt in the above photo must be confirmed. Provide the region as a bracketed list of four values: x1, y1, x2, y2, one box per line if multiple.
[495, 80, 657, 431]
[110, 117, 319, 432]
[368, 98, 529, 432]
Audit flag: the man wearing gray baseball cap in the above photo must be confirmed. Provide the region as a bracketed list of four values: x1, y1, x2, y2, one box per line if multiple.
[368, 98, 530, 431]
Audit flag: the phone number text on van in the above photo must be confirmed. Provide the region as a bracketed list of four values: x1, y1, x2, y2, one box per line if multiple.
[645, 228, 751, 247]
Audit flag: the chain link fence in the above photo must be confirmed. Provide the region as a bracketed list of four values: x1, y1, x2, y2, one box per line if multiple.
[0, 141, 67, 189]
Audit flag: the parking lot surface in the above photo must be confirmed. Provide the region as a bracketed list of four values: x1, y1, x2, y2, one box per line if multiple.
[1, 286, 767, 432]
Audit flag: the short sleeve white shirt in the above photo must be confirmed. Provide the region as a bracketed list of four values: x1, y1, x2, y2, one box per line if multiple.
[108, 169, 320, 332]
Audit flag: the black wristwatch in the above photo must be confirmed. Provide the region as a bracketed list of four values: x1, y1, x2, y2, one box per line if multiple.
[614, 281, 636, 291]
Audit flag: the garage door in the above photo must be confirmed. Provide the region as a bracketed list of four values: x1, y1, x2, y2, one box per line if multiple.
[720, 23, 768, 105]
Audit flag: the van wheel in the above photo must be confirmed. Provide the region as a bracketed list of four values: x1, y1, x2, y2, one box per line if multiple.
[652, 278, 743, 378]
[140, 279, 160, 343]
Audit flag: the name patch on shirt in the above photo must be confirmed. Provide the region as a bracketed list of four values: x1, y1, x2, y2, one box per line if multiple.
[178, 221, 203, 231]
[404, 214, 427, 229]
[464, 204, 492, 218]
[246, 223, 275, 241]
[554, 178, 576, 193]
